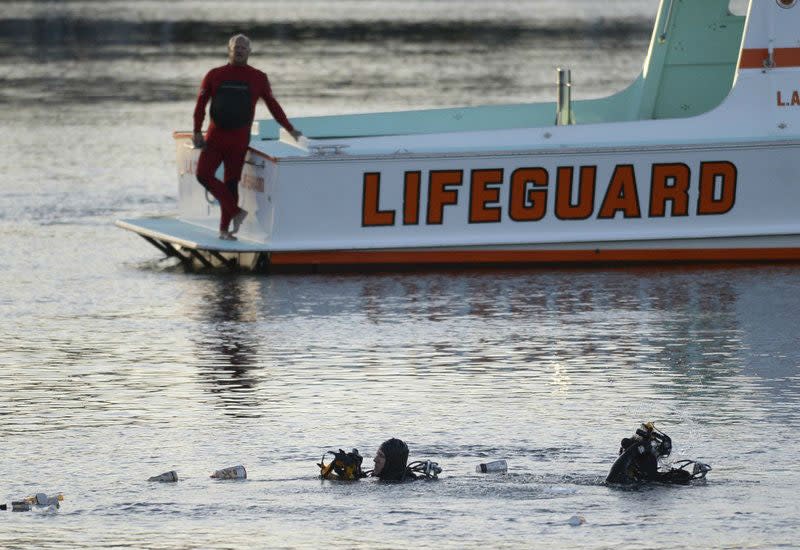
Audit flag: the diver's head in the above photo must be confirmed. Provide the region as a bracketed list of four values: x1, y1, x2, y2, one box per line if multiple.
[635, 422, 654, 439]
[373, 438, 409, 481]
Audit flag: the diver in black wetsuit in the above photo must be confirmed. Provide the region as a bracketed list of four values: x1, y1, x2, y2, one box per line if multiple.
[371, 438, 441, 481]
[372, 438, 414, 481]
[318, 438, 440, 481]
[606, 423, 711, 485]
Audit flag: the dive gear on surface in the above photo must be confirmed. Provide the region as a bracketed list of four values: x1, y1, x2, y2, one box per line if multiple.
[669, 459, 712, 480]
[406, 460, 442, 480]
[366, 460, 441, 481]
[319, 448, 366, 481]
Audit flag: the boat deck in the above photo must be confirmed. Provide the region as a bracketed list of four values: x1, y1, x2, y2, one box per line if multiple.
[116, 217, 269, 269]
[116, 217, 267, 252]
[249, 139, 310, 160]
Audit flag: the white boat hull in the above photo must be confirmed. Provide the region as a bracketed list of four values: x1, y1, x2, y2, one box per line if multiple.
[166, 136, 800, 268]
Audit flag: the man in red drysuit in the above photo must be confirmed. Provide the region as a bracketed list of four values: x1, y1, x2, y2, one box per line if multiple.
[193, 34, 302, 240]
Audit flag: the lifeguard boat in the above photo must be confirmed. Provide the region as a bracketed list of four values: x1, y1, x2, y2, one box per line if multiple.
[117, 0, 800, 271]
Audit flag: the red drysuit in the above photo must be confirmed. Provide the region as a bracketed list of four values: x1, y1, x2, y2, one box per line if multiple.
[193, 63, 295, 231]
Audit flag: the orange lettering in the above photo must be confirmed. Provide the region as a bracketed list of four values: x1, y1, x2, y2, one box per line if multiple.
[509, 168, 548, 222]
[698, 161, 737, 215]
[403, 171, 421, 225]
[778, 91, 786, 106]
[469, 169, 503, 223]
[650, 163, 690, 217]
[427, 170, 463, 224]
[793, 90, 800, 106]
[362, 172, 396, 227]
[555, 166, 596, 220]
[599, 165, 641, 219]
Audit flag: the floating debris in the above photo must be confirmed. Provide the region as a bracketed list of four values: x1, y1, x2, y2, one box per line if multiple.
[11, 501, 30, 512]
[148, 470, 179, 482]
[10, 493, 63, 512]
[210, 465, 247, 480]
[567, 515, 586, 527]
[475, 459, 507, 473]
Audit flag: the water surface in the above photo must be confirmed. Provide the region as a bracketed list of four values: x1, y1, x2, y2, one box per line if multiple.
[1, 1, 799, 548]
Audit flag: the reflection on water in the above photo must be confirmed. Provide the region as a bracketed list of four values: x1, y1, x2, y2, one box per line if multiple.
[171, 267, 800, 428]
[192, 276, 263, 417]
[2, 248, 799, 548]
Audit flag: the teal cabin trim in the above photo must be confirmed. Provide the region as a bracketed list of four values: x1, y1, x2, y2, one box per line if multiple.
[258, 0, 745, 141]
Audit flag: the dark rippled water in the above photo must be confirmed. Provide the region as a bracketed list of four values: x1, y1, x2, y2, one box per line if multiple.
[2, 1, 800, 548]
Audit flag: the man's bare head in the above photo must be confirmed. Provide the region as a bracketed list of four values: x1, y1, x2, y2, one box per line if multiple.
[228, 34, 251, 66]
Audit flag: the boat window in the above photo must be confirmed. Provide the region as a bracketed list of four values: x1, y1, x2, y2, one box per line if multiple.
[728, 0, 748, 15]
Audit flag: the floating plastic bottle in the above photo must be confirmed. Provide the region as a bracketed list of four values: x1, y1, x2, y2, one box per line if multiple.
[475, 459, 508, 473]
[148, 470, 179, 482]
[210, 465, 247, 480]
